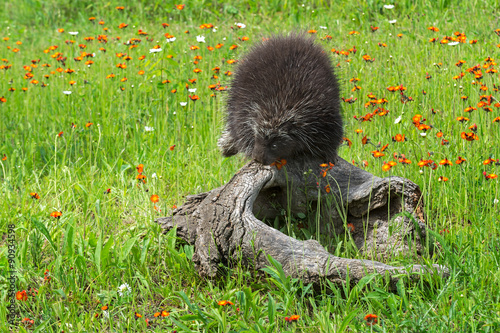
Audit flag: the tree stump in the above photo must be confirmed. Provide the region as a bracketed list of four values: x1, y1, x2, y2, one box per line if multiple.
[155, 157, 448, 287]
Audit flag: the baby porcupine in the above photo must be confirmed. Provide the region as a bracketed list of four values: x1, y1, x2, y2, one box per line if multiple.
[219, 33, 343, 165]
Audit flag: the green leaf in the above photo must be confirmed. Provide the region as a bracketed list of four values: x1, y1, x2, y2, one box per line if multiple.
[94, 234, 102, 273]
[170, 316, 195, 332]
[338, 309, 358, 332]
[64, 224, 74, 257]
[119, 236, 139, 263]
[267, 293, 276, 325]
[102, 235, 114, 268]
[165, 57, 179, 67]
[32, 219, 56, 254]
[140, 237, 150, 265]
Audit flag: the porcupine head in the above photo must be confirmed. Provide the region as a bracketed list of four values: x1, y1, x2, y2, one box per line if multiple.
[220, 33, 343, 166]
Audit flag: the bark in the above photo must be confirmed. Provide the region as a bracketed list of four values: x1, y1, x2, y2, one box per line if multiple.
[155, 157, 448, 287]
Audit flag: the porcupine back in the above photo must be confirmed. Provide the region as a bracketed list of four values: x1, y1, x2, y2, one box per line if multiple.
[220, 33, 343, 165]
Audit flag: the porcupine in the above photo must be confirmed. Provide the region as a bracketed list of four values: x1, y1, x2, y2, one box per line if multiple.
[219, 33, 343, 166]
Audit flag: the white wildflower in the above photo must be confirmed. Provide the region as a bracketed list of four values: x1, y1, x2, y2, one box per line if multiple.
[389, 20, 397, 24]
[180, 102, 187, 106]
[235, 23, 246, 29]
[145, 126, 154, 132]
[494, 198, 499, 204]
[448, 42, 459, 46]
[166, 37, 176, 43]
[63, 91, 72, 95]
[117, 283, 131, 297]
[188, 88, 197, 93]
[151, 173, 157, 179]
[68, 31, 79, 35]
[383, 4, 395, 9]
[420, 132, 427, 137]
[319, 26, 327, 29]
[149, 48, 162, 53]
[196, 35, 205, 43]
[394, 115, 402, 124]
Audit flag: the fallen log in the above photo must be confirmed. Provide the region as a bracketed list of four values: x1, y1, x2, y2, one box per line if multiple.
[155, 157, 448, 287]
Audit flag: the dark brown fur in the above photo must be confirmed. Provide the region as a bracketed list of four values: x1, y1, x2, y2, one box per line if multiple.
[220, 33, 343, 165]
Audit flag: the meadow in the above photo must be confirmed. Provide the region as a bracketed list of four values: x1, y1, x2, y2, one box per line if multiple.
[1, 0, 500, 331]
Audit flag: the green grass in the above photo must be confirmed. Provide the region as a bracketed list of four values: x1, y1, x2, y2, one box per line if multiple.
[1, 0, 500, 331]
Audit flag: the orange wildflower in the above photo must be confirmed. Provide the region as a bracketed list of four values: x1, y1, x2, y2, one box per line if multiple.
[484, 172, 498, 180]
[270, 159, 287, 170]
[439, 159, 453, 166]
[364, 314, 378, 326]
[50, 211, 62, 218]
[461, 132, 478, 141]
[343, 137, 352, 148]
[150, 194, 159, 203]
[392, 134, 406, 142]
[16, 290, 28, 301]
[21, 318, 34, 328]
[285, 315, 300, 322]
[382, 162, 392, 172]
[483, 157, 497, 165]
[137, 164, 144, 173]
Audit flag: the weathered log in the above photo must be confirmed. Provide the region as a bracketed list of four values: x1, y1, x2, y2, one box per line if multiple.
[155, 157, 448, 287]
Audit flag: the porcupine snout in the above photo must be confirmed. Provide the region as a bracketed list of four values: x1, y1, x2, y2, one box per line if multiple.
[251, 130, 296, 165]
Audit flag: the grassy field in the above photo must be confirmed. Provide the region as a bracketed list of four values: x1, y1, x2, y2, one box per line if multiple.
[1, 0, 500, 331]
